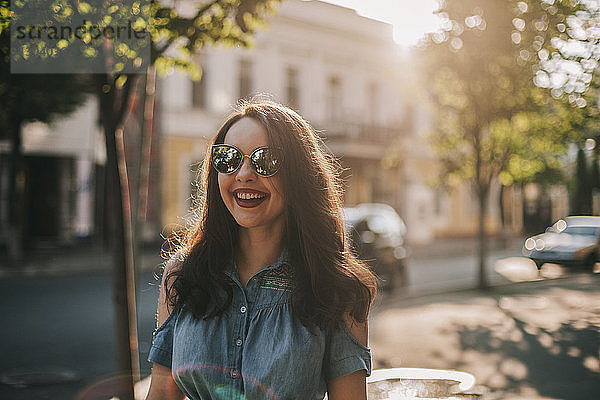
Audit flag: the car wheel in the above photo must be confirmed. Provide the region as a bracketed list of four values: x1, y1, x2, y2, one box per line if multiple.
[584, 253, 597, 271]
[382, 263, 406, 292]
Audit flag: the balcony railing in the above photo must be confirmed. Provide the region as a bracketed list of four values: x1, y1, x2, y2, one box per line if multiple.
[318, 120, 408, 144]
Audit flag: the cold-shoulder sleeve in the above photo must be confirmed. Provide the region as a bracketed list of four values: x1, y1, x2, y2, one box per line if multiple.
[148, 309, 176, 368]
[323, 323, 372, 382]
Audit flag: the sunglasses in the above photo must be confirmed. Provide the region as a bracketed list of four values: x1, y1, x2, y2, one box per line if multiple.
[211, 144, 280, 177]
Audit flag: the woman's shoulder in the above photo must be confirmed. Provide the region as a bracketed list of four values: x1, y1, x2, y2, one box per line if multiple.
[156, 250, 187, 327]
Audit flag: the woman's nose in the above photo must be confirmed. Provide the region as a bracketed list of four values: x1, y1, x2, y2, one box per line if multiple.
[236, 156, 256, 181]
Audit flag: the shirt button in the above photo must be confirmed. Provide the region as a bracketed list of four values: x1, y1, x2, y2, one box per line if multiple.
[231, 370, 240, 379]
[236, 339, 243, 346]
[240, 306, 247, 313]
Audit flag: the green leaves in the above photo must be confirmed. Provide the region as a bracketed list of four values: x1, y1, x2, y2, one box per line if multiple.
[150, 0, 280, 72]
[420, 0, 588, 191]
[4, 0, 280, 75]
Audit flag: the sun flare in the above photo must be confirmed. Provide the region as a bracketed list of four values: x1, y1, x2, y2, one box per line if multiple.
[321, 0, 443, 47]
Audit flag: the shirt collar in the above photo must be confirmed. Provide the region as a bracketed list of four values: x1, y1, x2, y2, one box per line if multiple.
[224, 248, 289, 283]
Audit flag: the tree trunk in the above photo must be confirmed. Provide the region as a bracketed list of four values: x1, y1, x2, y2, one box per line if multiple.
[97, 74, 139, 400]
[7, 120, 24, 263]
[474, 127, 489, 290]
[498, 184, 507, 249]
[477, 188, 489, 290]
[133, 65, 156, 272]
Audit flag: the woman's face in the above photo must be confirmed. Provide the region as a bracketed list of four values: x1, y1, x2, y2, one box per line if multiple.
[218, 117, 286, 232]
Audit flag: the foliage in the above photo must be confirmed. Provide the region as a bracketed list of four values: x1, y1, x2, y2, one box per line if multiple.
[522, 0, 600, 105]
[420, 0, 584, 194]
[0, 4, 90, 135]
[418, 0, 600, 288]
[4, 0, 280, 78]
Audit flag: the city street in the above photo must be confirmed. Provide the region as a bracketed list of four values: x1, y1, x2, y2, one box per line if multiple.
[1, 244, 598, 399]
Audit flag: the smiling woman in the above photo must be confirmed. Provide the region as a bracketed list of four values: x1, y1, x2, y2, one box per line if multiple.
[145, 99, 377, 400]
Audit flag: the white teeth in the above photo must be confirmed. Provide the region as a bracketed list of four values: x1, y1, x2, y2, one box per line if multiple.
[236, 192, 265, 200]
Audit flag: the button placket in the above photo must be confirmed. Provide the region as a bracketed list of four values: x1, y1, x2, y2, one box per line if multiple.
[233, 289, 250, 381]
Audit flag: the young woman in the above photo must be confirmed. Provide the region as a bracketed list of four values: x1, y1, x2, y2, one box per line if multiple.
[145, 100, 377, 400]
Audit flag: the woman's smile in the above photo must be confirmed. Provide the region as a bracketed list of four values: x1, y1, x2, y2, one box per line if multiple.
[233, 188, 269, 208]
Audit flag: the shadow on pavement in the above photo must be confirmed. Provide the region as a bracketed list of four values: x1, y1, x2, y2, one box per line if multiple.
[370, 273, 600, 400]
[452, 314, 600, 399]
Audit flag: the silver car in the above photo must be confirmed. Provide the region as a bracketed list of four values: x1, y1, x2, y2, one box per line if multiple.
[344, 203, 408, 289]
[522, 216, 600, 270]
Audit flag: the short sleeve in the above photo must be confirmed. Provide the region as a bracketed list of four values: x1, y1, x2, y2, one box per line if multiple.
[323, 323, 372, 382]
[148, 309, 176, 368]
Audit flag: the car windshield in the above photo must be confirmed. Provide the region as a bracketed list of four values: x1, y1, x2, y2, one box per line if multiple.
[367, 213, 404, 236]
[562, 226, 600, 236]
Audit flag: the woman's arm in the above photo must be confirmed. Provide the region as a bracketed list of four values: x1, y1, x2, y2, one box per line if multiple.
[145, 363, 185, 400]
[145, 258, 185, 400]
[327, 316, 369, 400]
[327, 369, 367, 399]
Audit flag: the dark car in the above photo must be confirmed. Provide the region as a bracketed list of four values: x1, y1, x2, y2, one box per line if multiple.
[344, 203, 408, 289]
[522, 216, 600, 270]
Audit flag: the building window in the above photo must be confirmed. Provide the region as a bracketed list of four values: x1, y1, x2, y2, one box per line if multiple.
[286, 67, 300, 109]
[192, 68, 207, 108]
[368, 81, 379, 124]
[327, 75, 342, 121]
[239, 59, 253, 100]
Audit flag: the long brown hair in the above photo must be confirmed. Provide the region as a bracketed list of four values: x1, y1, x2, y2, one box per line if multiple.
[165, 99, 377, 329]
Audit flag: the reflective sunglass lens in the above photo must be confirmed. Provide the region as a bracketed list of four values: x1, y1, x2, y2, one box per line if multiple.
[212, 146, 242, 173]
[251, 148, 279, 176]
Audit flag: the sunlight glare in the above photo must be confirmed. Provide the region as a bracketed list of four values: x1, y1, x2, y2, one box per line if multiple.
[321, 0, 443, 46]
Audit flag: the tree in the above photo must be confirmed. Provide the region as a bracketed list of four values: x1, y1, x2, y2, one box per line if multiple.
[6, 1, 281, 398]
[419, 0, 580, 289]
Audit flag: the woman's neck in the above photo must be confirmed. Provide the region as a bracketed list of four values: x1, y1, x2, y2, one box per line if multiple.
[235, 222, 284, 284]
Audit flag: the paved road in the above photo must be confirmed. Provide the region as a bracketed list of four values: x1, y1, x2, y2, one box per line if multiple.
[405, 249, 518, 295]
[0, 271, 161, 400]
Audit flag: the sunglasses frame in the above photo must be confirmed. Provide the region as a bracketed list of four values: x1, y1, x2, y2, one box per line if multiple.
[211, 144, 280, 177]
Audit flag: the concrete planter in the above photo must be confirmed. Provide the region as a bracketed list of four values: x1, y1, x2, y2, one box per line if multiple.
[367, 368, 480, 399]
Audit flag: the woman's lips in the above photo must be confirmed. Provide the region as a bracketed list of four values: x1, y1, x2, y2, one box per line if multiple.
[233, 189, 268, 208]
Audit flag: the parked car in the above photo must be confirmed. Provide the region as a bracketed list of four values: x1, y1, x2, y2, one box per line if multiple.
[344, 203, 408, 289]
[522, 216, 600, 270]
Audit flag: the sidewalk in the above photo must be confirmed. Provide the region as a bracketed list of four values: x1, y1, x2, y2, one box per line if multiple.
[408, 235, 525, 260]
[0, 242, 165, 279]
[369, 273, 600, 399]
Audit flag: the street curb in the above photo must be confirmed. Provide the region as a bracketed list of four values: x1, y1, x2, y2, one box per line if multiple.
[373, 273, 582, 315]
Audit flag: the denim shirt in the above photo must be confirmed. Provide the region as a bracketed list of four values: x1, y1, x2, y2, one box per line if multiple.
[148, 250, 372, 399]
